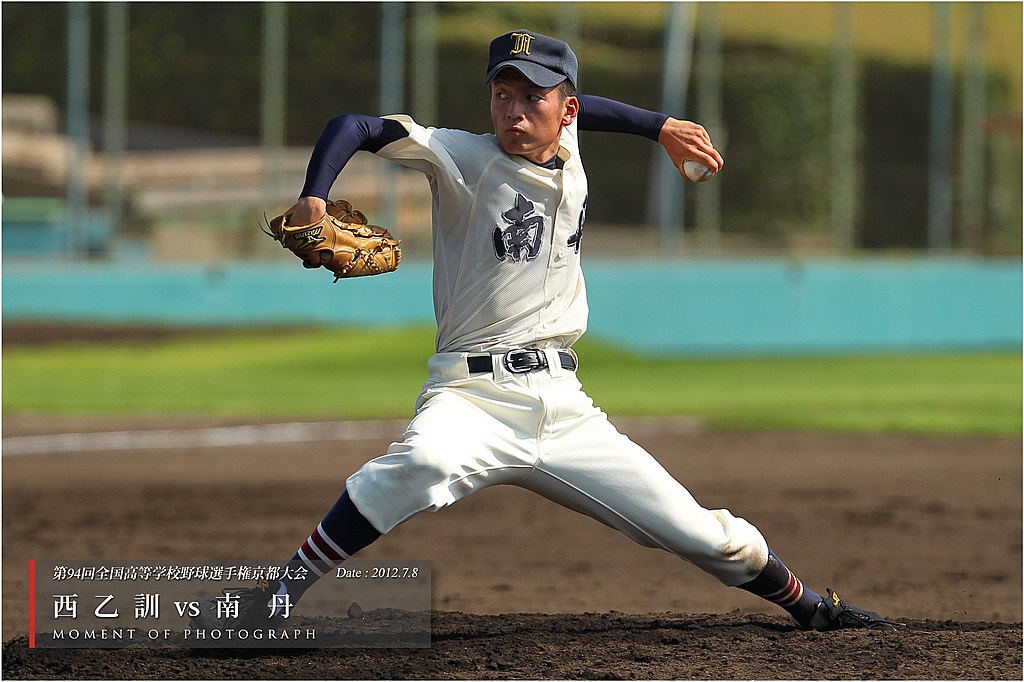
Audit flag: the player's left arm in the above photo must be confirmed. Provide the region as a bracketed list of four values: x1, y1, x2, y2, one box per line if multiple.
[289, 115, 410, 225]
[577, 94, 723, 175]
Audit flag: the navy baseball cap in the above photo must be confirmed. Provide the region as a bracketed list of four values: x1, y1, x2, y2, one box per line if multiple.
[484, 29, 578, 89]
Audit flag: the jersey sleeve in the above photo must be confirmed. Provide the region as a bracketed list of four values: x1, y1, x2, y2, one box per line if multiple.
[374, 114, 498, 188]
[577, 94, 669, 141]
[299, 114, 409, 200]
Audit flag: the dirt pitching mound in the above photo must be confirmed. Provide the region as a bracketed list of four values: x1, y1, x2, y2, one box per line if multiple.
[3, 610, 1020, 680]
[3, 403, 1020, 680]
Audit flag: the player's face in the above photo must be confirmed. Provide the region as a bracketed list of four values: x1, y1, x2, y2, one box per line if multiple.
[490, 70, 579, 164]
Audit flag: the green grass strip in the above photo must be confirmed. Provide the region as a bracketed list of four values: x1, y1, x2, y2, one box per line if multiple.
[3, 326, 1020, 436]
[575, 343, 1021, 436]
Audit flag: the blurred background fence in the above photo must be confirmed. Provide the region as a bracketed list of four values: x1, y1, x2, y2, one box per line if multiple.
[2, 2, 1021, 352]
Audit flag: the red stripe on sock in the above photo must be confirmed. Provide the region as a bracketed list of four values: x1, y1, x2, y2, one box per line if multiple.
[297, 546, 330, 576]
[775, 574, 806, 607]
[779, 580, 805, 607]
[763, 572, 795, 600]
[310, 527, 345, 562]
[764, 572, 803, 606]
[299, 540, 331, 569]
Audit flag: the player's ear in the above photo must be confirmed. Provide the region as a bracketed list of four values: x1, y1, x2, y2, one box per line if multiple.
[561, 95, 580, 126]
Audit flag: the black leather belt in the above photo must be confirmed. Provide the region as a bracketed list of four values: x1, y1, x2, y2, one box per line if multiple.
[467, 349, 576, 374]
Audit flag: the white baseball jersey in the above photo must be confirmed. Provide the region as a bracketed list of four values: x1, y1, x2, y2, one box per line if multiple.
[376, 115, 589, 354]
[345, 114, 769, 589]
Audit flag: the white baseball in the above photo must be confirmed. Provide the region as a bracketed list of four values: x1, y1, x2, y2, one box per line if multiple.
[682, 160, 715, 183]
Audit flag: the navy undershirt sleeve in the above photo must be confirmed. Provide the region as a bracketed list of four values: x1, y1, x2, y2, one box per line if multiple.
[301, 98, 665, 198]
[299, 114, 409, 200]
[577, 94, 669, 141]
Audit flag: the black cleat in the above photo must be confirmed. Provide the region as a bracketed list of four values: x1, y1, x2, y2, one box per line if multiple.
[806, 588, 900, 631]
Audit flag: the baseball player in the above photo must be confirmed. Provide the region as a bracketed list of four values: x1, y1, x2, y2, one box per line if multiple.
[194, 29, 894, 633]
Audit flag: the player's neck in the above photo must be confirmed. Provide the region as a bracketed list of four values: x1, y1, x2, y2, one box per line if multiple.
[523, 154, 564, 170]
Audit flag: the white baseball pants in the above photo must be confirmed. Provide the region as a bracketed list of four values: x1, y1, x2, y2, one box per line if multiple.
[345, 350, 769, 587]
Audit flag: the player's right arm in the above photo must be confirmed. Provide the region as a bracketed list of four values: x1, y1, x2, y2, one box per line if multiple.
[289, 114, 410, 225]
[577, 94, 723, 173]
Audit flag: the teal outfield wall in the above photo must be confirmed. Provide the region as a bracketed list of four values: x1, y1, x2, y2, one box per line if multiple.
[3, 258, 1020, 355]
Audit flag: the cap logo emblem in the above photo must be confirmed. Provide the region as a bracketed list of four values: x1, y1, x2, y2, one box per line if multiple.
[509, 32, 534, 56]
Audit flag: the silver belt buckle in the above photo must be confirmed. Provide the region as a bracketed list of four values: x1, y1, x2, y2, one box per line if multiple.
[503, 349, 546, 373]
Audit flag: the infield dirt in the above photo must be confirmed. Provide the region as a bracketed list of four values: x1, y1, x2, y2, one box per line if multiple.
[3, 412, 1020, 679]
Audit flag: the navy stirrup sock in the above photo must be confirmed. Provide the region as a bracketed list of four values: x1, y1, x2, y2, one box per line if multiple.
[738, 549, 823, 627]
[281, 491, 381, 602]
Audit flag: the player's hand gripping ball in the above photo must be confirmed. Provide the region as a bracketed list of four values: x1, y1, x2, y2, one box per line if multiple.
[681, 160, 715, 183]
[263, 199, 402, 281]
